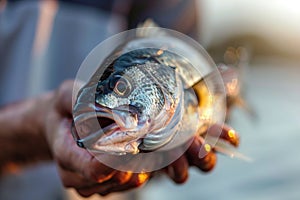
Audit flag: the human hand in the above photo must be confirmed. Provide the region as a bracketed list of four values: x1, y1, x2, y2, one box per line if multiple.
[42, 80, 155, 197]
[163, 123, 240, 184]
[43, 80, 239, 197]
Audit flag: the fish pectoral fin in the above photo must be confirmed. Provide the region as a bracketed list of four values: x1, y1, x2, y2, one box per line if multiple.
[205, 135, 253, 162]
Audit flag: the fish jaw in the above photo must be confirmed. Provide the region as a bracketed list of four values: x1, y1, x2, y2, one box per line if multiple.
[72, 103, 150, 154]
[92, 130, 142, 155]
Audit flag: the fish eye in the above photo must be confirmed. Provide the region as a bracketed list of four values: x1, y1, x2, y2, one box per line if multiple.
[114, 79, 127, 95]
[110, 75, 131, 96]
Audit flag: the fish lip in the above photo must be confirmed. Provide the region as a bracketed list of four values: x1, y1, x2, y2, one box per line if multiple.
[73, 103, 141, 145]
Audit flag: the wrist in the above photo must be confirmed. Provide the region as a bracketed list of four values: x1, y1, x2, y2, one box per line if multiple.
[0, 92, 55, 174]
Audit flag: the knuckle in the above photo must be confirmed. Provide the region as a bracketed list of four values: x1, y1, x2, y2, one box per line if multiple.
[59, 80, 74, 94]
[83, 165, 113, 183]
[98, 191, 110, 196]
[76, 189, 93, 198]
[198, 152, 217, 172]
[127, 179, 139, 188]
[59, 173, 73, 188]
[113, 171, 132, 184]
[86, 160, 115, 183]
[56, 155, 71, 171]
[113, 175, 125, 184]
[173, 175, 188, 184]
[132, 180, 143, 187]
[61, 180, 73, 188]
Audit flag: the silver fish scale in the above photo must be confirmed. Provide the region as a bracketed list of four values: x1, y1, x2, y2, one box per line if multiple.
[125, 37, 209, 89]
[96, 92, 130, 108]
[123, 64, 168, 118]
[141, 62, 177, 100]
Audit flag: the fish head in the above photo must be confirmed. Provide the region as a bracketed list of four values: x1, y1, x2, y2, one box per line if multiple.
[95, 63, 166, 128]
[73, 61, 170, 154]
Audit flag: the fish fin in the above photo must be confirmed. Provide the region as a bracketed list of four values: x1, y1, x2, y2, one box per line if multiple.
[205, 135, 253, 162]
[136, 19, 167, 38]
[218, 63, 257, 120]
[218, 63, 240, 97]
[219, 47, 257, 119]
[137, 19, 159, 28]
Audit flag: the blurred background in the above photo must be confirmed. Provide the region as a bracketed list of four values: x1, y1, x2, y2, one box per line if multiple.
[0, 0, 299, 199]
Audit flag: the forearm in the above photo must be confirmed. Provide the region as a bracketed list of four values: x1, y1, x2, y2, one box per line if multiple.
[0, 92, 54, 174]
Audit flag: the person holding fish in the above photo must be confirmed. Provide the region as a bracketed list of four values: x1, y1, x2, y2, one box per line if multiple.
[0, 0, 240, 198]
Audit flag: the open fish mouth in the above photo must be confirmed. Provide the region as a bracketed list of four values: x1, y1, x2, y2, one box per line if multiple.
[94, 104, 119, 131]
[72, 104, 141, 151]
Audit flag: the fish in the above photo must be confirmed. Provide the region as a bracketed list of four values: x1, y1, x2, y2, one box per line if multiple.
[71, 20, 243, 160]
